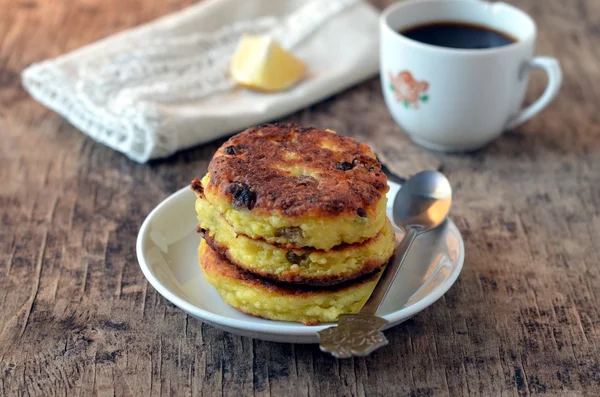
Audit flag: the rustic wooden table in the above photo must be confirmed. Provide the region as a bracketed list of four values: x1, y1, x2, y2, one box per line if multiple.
[2, 0, 599, 395]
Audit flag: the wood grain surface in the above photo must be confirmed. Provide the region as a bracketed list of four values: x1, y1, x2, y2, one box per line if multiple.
[1, 0, 599, 396]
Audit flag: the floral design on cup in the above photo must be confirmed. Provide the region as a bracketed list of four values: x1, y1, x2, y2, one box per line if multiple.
[388, 70, 429, 109]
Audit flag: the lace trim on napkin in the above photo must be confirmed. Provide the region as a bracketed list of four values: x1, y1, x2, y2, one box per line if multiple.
[22, 0, 359, 163]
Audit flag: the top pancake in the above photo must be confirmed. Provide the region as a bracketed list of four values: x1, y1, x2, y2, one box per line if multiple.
[204, 123, 388, 218]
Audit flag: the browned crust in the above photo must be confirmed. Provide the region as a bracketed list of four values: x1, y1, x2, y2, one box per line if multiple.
[203, 123, 388, 218]
[203, 232, 386, 286]
[200, 240, 381, 296]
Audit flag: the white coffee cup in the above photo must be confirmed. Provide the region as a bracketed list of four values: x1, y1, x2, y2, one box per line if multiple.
[380, 0, 562, 152]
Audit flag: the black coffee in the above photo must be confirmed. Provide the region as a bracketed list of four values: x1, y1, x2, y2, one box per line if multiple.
[400, 22, 516, 49]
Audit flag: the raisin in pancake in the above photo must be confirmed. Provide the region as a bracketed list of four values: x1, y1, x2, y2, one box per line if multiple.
[198, 240, 381, 325]
[192, 123, 389, 250]
[197, 194, 395, 285]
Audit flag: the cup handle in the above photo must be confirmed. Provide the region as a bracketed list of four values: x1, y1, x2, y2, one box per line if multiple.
[507, 56, 562, 130]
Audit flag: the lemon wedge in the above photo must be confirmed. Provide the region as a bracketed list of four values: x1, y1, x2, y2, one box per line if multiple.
[230, 34, 306, 92]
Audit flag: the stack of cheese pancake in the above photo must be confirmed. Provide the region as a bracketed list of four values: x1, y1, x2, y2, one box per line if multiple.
[191, 123, 395, 325]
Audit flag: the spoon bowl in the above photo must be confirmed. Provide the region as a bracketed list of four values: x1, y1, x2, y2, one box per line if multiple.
[393, 170, 452, 231]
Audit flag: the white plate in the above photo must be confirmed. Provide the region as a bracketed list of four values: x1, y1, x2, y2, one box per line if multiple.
[136, 182, 464, 343]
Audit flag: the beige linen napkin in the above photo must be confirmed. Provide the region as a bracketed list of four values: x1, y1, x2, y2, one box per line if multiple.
[22, 0, 381, 163]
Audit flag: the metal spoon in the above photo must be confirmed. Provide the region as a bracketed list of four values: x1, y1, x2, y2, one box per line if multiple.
[318, 170, 452, 358]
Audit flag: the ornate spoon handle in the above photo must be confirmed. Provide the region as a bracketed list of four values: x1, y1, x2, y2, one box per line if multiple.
[318, 227, 419, 358]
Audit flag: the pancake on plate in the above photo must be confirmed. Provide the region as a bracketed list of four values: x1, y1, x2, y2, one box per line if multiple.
[198, 240, 381, 325]
[192, 123, 389, 250]
[191, 123, 395, 325]
[197, 193, 395, 285]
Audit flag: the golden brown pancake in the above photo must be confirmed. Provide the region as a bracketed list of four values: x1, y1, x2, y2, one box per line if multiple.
[198, 240, 381, 325]
[197, 192, 395, 285]
[192, 123, 389, 250]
